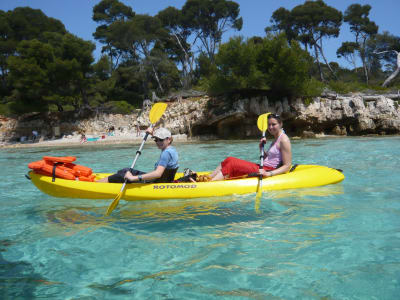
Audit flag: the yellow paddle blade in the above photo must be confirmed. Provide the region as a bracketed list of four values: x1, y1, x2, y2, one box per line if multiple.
[149, 102, 168, 124]
[106, 192, 122, 216]
[257, 113, 270, 132]
[256, 177, 263, 198]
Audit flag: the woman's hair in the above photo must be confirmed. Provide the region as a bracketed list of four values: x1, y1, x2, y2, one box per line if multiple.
[268, 113, 282, 124]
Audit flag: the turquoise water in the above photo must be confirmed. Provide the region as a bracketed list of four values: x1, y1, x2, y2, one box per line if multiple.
[1, 137, 400, 299]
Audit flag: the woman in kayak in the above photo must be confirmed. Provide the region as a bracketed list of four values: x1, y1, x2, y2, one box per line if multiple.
[208, 113, 292, 181]
[97, 127, 179, 183]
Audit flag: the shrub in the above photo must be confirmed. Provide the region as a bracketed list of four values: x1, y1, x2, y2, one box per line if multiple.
[206, 34, 313, 98]
[0, 103, 11, 116]
[104, 101, 135, 114]
[302, 78, 324, 98]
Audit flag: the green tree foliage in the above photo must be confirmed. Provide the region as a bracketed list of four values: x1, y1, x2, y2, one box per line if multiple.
[157, 6, 194, 88]
[7, 40, 53, 113]
[369, 32, 400, 87]
[336, 42, 359, 70]
[181, 0, 242, 62]
[342, 4, 378, 84]
[265, 8, 297, 44]
[93, 55, 112, 81]
[0, 7, 66, 98]
[268, 0, 342, 81]
[0, 10, 13, 96]
[207, 34, 313, 98]
[110, 63, 148, 107]
[207, 36, 268, 94]
[108, 14, 169, 93]
[6, 7, 66, 40]
[369, 32, 400, 66]
[3, 1, 398, 118]
[7, 33, 95, 114]
[93, 0, 135, 70]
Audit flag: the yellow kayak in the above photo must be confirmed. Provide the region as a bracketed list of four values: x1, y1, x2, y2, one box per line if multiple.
[28, 165, 344, 201]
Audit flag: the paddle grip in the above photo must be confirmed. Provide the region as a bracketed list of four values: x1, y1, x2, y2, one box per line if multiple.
[143, 132, 150, 141]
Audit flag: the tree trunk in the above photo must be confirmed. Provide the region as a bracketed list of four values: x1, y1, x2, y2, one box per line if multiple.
[314, 45, 324, 81]
[383, 68, 400, 87]
[141, 41, 164, 93]
[151, 64, 164, 94]
[352, 54, 357, 72]
[316, 42, 337, 79]
[359, 38, 369, 85]
[362, 57, 369, 85]
[172, 33, 192, 89]
[382, 51, 400, 87]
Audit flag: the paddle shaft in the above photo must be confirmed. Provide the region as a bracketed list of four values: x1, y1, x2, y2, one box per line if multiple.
[118, 126, 152, 193]
[256, 131, 266, 198]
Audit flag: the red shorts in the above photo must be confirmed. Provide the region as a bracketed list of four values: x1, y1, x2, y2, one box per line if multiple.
[220, 156, 275, 178]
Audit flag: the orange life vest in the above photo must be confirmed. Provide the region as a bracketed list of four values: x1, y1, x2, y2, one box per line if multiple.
[43, 156, 76, 163]
[28, 156, 94, 181]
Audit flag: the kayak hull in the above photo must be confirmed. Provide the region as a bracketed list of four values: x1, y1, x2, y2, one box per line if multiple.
[28, 165, 344, 201]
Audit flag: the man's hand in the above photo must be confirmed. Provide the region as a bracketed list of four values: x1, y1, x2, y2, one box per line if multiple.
[124, 171, 135, 181]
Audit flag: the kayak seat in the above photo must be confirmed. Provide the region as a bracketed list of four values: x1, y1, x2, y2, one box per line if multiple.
[154, 167, 179, 183]
[175, 168, 198, 182]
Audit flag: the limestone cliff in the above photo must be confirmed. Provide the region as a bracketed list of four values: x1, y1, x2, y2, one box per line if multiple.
[1, 92, 399, 144]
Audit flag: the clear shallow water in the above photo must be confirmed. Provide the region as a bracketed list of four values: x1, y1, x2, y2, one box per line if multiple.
[1, 137, 400, 299]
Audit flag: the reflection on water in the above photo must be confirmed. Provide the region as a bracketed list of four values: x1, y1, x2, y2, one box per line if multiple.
[43, 184, 344, 238]
[268, 184, 344, 200]
[44, 196, 250, 235]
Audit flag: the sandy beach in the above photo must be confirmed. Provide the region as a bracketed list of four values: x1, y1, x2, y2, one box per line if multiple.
[0, 133, 190, 149]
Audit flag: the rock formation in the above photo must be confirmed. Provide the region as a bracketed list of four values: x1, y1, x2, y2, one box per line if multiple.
[1, 92, 399, 144]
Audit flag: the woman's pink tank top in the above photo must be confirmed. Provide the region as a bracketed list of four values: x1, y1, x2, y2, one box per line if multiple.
[263, 132, 284, 169]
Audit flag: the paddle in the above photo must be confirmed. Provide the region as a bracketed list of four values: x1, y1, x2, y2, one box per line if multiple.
[256, 113, 270, 200]
[105, 102, 168, 215]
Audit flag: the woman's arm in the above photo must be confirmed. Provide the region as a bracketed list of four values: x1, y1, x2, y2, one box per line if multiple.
[124, 165, 166, 182]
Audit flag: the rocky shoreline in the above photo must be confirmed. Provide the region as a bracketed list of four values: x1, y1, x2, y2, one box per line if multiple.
[1, 92, 399, 149]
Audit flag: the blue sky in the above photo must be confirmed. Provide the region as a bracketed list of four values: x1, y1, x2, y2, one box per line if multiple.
[1, 0, 399, 68]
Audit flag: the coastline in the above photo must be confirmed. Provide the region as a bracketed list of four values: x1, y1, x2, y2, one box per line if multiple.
[0, 133, 190, 149]
[2, 131, 397, 150]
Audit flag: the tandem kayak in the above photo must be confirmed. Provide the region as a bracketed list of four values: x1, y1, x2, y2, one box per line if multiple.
[28, 164, 344, 201]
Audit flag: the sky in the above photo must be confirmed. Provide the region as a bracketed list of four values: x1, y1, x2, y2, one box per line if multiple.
[1, 0, 399, 68]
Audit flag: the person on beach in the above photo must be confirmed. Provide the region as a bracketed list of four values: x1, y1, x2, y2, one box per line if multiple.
[136, 124, 141, 137]
[80, 134, 87, 144]
[32, 130, 38, 142]
[97, 127, 179, 183]
[207, 113, 292, 181]
[108, 126, 115, 136]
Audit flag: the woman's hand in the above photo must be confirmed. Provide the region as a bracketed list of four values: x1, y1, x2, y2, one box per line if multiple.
[259, 169, 273, 177]
[259, 137, 267, 148]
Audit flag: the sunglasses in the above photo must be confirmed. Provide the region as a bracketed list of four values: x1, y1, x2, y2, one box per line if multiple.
[154, 137, 165, 142]
[268, 113, 281, 120]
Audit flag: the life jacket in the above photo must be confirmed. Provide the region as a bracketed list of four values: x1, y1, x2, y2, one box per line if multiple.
[28, 156, 94, 182]
[154, 167, 179, 183]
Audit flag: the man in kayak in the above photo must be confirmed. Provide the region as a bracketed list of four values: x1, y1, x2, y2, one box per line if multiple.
[96, 127, 179, 183]
[208, 113, 292, 181]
